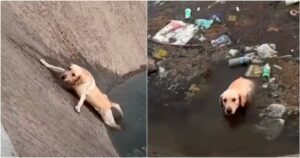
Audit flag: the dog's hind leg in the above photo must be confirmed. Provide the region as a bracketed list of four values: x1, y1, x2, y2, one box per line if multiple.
[102, 94, 123, 117]
[101, 109, 121, 130]
[40, 59, 65, 73]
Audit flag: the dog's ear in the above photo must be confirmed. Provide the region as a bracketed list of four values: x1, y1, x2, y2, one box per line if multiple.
[238, 94, 242, 106]
[219, 95, 224, 107]
[73, 75, 83, 85]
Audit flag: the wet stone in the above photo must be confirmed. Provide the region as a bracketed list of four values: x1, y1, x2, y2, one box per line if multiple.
[256, 118, 285, 141]
[260, 103, 286, 118]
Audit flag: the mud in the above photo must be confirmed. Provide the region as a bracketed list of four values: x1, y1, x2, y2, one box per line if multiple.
[148, 1, 299, 156]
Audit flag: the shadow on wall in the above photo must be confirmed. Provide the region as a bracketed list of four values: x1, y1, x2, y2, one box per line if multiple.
[1, 1, 146, 157]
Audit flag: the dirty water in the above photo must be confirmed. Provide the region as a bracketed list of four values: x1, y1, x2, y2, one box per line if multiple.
[108, 72, 147, 157]
[148, 61, 299, 157]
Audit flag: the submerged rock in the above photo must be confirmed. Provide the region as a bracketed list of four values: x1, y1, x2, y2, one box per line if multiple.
[257, 104, 287, 140]
[260, 103, 286, 118]
[256, 118, 285, 140]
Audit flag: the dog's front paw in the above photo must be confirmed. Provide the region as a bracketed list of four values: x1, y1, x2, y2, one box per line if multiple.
[40, 59, 48, 66]
[75, 106, 81, 113]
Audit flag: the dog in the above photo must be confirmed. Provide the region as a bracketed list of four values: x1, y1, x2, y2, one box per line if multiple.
[220, 77, 254, 115]
[40, 59, 123, 130]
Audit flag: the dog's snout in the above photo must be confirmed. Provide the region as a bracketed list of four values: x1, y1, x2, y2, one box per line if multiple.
[61, 74, 66, 80]
[226, 108, 232, 114]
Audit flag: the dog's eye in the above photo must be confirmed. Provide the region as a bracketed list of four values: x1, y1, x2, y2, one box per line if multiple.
[67, 67, 71, 71]
[72, 73, 75, 77]
[232, 98, 236, 102]
[223, 99, 227, 103]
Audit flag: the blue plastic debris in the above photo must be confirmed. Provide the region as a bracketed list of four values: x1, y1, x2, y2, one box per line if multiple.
[194, 19, 214, 29]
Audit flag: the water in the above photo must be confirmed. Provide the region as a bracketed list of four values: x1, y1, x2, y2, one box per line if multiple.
[148, 62, 299, 156]
[108, 72, 147, 157]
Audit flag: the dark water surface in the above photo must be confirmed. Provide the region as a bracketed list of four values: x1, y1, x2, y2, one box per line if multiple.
[148, 61, 299, 156]
[108, 72, 147, 157]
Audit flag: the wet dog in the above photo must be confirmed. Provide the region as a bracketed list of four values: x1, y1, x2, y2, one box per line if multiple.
[40, 59, 123, 130]
[220, 77, 254, 115]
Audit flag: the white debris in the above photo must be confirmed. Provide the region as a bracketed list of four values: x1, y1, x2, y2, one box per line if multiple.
[228, 49, 239, 56]
[273, 64, 283, 70]
[159, 67, 168, 79]
[199, 34, 206, 42]
[244, 46, 255, 52]
[262, 83, 269, 89]
[285, 0, 299, 5]
[152, 20, 199, 46]
[256, 43, 278, 59]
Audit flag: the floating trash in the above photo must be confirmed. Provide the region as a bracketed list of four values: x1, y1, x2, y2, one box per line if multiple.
[211, 34, 232, 47]
[228, 56, 251, 67]
[152, 20, 199, 45]
[245, 65, 263, 77]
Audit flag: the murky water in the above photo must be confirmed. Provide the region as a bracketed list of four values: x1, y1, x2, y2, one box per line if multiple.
[108, 72, 147, 157]
[148, 62, 299, 156]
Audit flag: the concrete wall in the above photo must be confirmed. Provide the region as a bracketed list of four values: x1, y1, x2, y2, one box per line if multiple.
[1, 1, 146, 156]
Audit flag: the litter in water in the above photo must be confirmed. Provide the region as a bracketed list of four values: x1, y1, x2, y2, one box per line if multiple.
[211, 34, 232, 47]
[227, 15, 237, 22]
[256, 43, 278, 59]
[199, 34, 207, 42]
[273, 64, 283, 70]
[152, 20, 199, 45]
[159, 67, 168, 79]
[228, 49, 239, 56]
[185, 8, 192, 19]
[194, 19, 214, 29]
[228, 56, 251, 67]
[153, 49, 168, 60]
[211, 14, 221, 23]
[290, 9, 300, 16]
[244, 65, 263, 77]
[262, 63, 271, 81]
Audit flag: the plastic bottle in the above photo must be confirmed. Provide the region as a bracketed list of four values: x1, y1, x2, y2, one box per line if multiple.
[262, 63, 271, 81]
[228, 56, 251, 67]
[185, 8, 192, 19]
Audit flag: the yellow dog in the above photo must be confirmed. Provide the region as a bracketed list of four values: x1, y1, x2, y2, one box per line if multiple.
[40, 59, 123, 130]
[220, 77, 254, 115]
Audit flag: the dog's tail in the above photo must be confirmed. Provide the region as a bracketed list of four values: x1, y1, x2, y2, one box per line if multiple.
[111, 102, 123, 117]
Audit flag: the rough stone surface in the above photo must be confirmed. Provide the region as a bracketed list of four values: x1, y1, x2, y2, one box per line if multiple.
[1, 1, 146, 157]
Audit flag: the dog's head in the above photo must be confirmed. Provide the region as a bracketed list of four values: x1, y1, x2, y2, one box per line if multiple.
[220, 89, 241, 115]
[61, 64, 86, 85]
